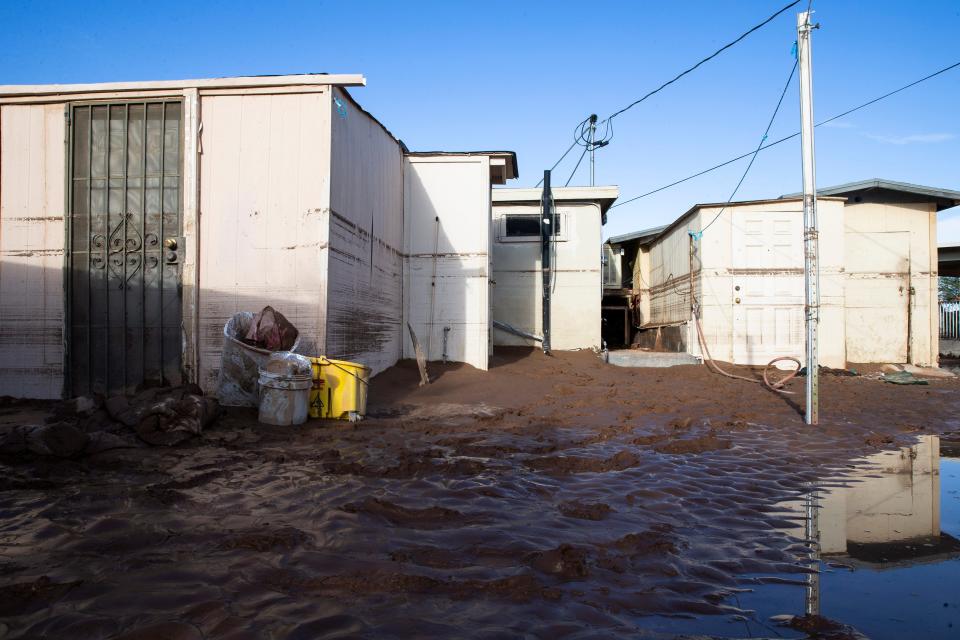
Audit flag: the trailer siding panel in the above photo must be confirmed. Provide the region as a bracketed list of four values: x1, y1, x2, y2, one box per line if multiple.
[403, 156, 491, 370]
[0, 104, 66, 398]
[197, 93, 330, 393]
[326, 88, 404, 375]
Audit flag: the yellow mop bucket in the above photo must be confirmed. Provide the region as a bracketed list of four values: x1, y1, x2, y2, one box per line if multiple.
[309, 357, 370, 421]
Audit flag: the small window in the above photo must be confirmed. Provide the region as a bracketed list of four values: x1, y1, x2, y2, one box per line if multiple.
[504, 214, 561, 237]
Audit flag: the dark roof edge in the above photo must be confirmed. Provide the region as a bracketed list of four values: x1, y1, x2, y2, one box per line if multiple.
[622, 196, 845, 248]
[781, 178, 960, 205]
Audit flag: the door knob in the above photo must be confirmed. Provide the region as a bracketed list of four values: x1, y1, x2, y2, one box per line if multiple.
[164, 238, 178, 250]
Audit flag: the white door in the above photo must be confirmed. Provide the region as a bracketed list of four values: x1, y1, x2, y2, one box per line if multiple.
[731, 210, 805, 365]
[845, 231, 910, 363]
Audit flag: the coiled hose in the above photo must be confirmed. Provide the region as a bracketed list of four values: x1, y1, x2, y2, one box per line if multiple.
[694, 316, 800, 394]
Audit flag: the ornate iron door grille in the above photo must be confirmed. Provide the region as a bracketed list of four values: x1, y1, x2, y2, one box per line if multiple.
[67, 101, 183, 396]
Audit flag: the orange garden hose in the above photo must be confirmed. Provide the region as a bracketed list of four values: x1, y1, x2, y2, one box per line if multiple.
[694, 316, 800, 394]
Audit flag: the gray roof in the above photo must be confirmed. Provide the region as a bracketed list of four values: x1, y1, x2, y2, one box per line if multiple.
[781, 179, 960, 211]
[606, 225, 668, 246]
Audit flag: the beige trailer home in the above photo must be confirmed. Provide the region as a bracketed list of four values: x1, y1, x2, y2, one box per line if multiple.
[0, 75, 517, 399]
[606, 180, 960, 368]
[490, 186, 618, 351]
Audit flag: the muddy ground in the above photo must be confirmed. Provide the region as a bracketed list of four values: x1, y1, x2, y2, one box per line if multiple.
[1, 348, 958, 639]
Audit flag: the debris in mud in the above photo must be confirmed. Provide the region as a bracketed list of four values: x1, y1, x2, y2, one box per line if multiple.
[863, 433, 895, 448]
[218, 526, 310, 552]
[323, 455, 486, 478]
[881, 370, 929, 385]
[527, 543, 591, 579]
[630, 433, 668, 445]
[260, 567, 562, 603]
[525, 450, 640, 474]
[0, 576, 82, 616]
[133, 391, 220, 446]
[0, 421, 89, 458]
[558, 501, 614, 520]
[0, 386, 223, 457]
[653, 433, 732, 454]
[113, 621, 204, 640]
[604, 527, 678, 558]
[341, 497, 477, 529]
[777, 613, 869, 639]
[104, 385, 220, 446]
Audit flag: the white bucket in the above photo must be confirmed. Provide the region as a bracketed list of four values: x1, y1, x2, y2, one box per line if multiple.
[257, 372, 312, 425]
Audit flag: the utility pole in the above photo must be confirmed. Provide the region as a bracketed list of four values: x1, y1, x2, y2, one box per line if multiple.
[541, 170, 553, 354]
[798, 10, 820, 425]
[588, 114, 597, 186]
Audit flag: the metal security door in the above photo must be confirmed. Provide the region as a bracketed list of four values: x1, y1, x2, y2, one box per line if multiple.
[68, 101, 183, 396]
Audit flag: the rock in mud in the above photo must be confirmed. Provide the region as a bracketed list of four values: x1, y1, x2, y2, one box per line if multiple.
[134, 392, 220, 446]
[218, 526, 309, 552]
[782, 613, 869, 639]
[527, 543, 591, 579]
[864, 433, 895, 448]
[341, 497, 475, 529]
[0, 576, 82, 616]
[19, 422, 88, 457]
[525, 450, 640, 474]
[654, 433, 731, 454]
[112, 621, 203, 640]
[558, 501, 614, 520]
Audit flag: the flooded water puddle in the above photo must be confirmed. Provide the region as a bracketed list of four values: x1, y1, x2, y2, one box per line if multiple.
[4, 404, 960, 639]
[648, 434, 960, 639]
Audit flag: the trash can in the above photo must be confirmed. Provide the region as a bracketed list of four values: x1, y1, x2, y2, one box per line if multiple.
[217, 311, 301, 407]
[310, 357, 370, 421]
[257, 353, 313, 426]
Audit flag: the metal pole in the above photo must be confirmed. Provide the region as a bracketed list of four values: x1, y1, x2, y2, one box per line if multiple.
[541, 170, 552, 354]
[798, 10, 820, 425]
[588, 114, 597, 186]
[804, 486, 821, 615]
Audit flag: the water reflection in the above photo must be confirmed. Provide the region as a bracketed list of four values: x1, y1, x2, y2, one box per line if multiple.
[786, 435, 960, 639]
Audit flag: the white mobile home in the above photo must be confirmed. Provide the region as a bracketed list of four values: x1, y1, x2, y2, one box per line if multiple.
[0, 75, 517, 398]
[491, 186, 618, 351]
[606, 180, 960, 368]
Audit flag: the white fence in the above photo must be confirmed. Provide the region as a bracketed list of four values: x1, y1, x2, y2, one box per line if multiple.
[941, 302, 960, 339]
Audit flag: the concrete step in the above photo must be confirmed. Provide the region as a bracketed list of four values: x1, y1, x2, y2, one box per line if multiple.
[607, 350, 701, 368]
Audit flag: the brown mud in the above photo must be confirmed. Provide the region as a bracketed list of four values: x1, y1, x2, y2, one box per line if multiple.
[0, 347, 958, 638]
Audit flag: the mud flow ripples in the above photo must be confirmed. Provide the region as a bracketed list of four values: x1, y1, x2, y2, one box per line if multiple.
[1, 365, 959, 639]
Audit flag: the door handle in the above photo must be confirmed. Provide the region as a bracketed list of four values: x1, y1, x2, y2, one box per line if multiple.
[164, 236, 184, 264]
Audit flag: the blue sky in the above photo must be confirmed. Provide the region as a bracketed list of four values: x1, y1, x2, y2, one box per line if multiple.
[2, 0, 958, 241]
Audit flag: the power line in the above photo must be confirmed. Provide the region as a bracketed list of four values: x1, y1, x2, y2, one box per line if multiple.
[604, 0, 801, 124]
[699, 59, 798, 234]
[610, 59, 960, 211]
[547, 0, 802, 164]
[535, 140, 578, 187]
[565, 146, 590, 186]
